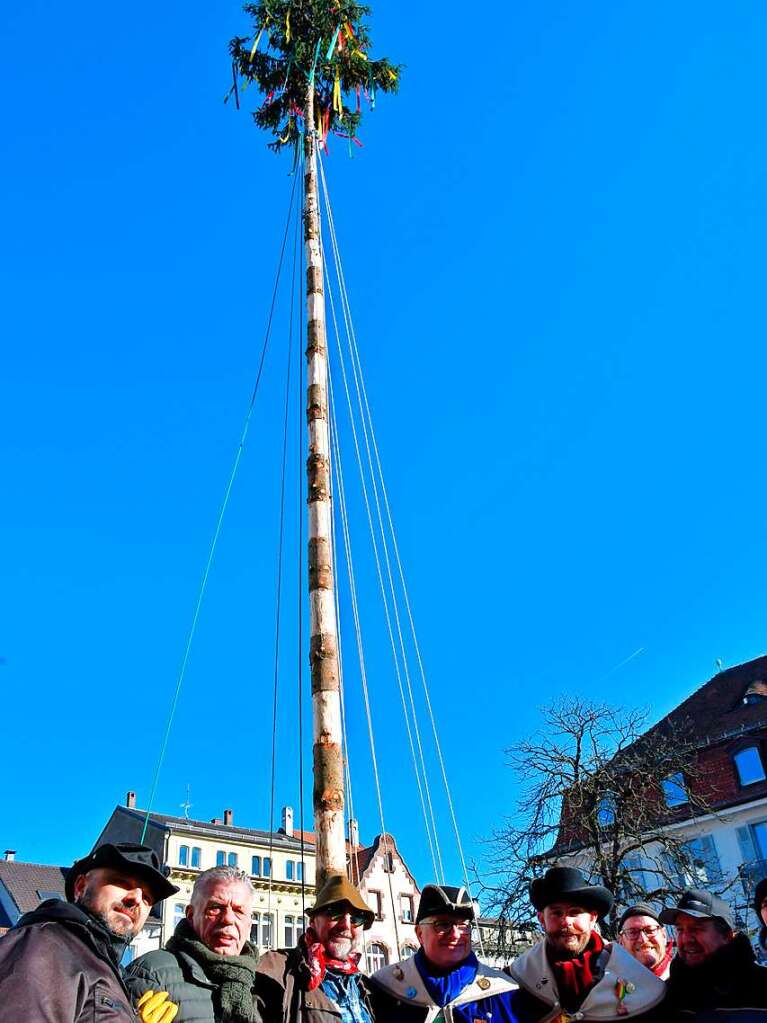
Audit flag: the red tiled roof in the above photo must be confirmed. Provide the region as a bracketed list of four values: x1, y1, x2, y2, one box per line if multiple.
[0, 861, 68, 915]
[659, 654, 767, 742]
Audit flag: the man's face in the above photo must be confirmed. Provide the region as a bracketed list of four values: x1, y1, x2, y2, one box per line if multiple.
[187, 880, 253, 956]
[311, 902, 365, 960]
[74, 867, 153, 941]
[674, 912, 732, 967]
[415, 914, 473, 970]
[539, 902, 597, 956]
[618, 914, 667, 969]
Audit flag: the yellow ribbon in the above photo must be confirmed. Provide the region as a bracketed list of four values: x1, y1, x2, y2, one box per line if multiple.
[249, 27, 264, 61]
[333, 70, 343, 118]
[351, 48, 367, 61]
[286, 9, 291, 42]
[279, 118, 293, 144]
[387, 67, 397, 81]
[344, 22, 354, 39]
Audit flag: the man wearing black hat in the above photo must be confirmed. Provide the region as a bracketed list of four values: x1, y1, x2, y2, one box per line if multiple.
[617, 904, 673, 980]
[661, 887, 767, 1019]
[0, 842, 178, 1022]
[511, 867, 665, 1021]
[370, 883, 528, 1023]
[256, 873, 377, 1023]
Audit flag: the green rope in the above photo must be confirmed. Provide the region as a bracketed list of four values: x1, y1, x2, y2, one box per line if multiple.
[140, 170, 300, 844]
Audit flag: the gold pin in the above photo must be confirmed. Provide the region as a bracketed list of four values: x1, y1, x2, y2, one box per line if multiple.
[477, 977, 491, 990]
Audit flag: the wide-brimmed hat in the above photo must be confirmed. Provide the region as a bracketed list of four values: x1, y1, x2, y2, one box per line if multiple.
[659, 889, 734, 930]
[618, 903, 663, 932]
[65, 842, 179, 904]
[416, 884, 475, 924]
[530, 866, 613, 920]
[307, 874, 374, 930]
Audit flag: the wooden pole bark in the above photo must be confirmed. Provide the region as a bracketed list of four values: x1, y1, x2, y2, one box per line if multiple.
[304, 86, 347, 886]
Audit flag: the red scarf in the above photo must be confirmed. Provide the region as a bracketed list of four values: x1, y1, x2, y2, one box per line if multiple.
[549, 932, 604, 1010]
[652, 939, 674, 978]
[302, 928, 361, 991]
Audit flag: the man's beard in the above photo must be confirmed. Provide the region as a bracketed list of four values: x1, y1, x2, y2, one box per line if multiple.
[546, 929, 591, 957]
[78, 895, 140, 942]
[326, 935, 353, 960]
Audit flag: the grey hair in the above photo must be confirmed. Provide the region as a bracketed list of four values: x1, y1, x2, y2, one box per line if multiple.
[190, 866, 255, 910]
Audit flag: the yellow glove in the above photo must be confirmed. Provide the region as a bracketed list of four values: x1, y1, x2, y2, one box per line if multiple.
[136, 990, 180, 1023]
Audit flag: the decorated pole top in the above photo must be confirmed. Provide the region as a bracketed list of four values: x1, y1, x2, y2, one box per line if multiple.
[229, 0, 401, 153]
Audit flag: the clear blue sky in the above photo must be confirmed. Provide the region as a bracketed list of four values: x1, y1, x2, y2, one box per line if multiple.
[3, 1, 767, 896]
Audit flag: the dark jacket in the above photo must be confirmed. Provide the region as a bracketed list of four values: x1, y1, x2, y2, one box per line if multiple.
[664, 932, 767, 1021]
[126, 944, 219, 1022]
[256, 946, 375, 1023]
[0, 898, 135, 1022]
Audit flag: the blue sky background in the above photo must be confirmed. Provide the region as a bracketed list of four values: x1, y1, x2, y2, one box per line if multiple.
[3, 1, 767, 896]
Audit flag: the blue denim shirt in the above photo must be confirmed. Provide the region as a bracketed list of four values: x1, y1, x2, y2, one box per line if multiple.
[320, 969, 373, 1023]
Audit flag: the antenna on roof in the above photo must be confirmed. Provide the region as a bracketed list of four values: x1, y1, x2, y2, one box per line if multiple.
[715, 658, 724, 673]
[180, 784, 193, 819]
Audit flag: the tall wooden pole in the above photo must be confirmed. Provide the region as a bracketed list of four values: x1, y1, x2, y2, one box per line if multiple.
[304, 86, 346, 886]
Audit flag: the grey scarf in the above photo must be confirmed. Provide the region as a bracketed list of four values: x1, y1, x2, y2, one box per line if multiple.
[168, 920, 259, 1023]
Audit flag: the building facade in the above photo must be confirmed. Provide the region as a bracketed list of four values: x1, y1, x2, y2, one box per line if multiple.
[97, 793, 423, 968]
[552, 655, 767, 934]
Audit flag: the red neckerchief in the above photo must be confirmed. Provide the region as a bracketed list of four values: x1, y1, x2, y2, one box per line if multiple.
[652, 938, 674, 977]
[301, 928, 360, 991]
[549, 931, 605, 1010]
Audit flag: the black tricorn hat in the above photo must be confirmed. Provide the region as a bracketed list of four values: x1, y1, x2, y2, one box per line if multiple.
[530, 866, 613, 920]
[416, 884, 475, 924]
[65, 842, 179, 904]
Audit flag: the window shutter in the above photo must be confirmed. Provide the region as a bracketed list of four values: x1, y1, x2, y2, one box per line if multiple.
[737, 825, 757, 863]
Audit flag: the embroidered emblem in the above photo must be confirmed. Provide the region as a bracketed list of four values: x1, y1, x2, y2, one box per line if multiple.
[477, 977, 491, 990]
[406, 986, 417, 998]
[393, 967, 404, 981]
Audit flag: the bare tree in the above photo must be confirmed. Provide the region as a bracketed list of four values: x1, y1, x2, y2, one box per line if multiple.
[480, 697, 729, 944]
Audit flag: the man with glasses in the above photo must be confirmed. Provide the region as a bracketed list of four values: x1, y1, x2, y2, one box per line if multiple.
[617, 905, 673, 979]
[256, 874, 377, 1023]
[370, 884, 526, 1023]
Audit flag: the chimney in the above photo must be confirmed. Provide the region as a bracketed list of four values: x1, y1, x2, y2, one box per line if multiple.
[348, 818, 359, 849]
[126, 791, 136, 809]
[223, 808, 233, 827]
[281, 806, 294, 837]
[4, 850, 16, 862]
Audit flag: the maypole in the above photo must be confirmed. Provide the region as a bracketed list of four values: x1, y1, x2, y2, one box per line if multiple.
[230, 0, 400, 885]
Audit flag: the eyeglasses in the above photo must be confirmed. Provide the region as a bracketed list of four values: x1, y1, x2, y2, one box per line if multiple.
[421, 920, 472, 935]
[621, 925, 661, 941]
[325, 909, 366, 926]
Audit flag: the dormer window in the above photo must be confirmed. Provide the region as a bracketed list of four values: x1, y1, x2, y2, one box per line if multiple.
[663, 773, 688, 807]
[734, 746, 766, 786]
[743, 681, 767, 705]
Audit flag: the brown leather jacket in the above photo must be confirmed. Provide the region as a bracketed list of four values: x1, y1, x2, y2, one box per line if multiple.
[256, 946, 376, 1023]
[0, 899, 136, 1022]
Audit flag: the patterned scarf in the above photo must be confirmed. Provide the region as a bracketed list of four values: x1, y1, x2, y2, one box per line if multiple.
[548, 931, 605, 1011]
[167, 920, 259, 1023]
[301, 927, 361, 991]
